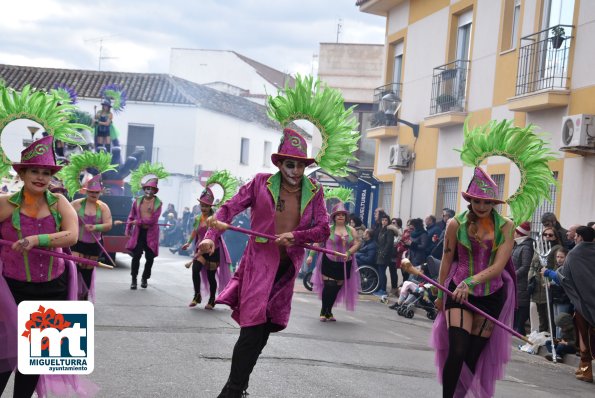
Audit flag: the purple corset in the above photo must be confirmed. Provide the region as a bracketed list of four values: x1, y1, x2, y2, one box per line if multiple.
[79, 213, 100, 243]
[193, 224, 218, 250]
[1, 214, 65, 282]
[452, 240, 503, 296]
[325, 233, 353, 262]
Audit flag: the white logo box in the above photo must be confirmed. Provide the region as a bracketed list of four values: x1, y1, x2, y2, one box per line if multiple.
[18, 301, 94, 375]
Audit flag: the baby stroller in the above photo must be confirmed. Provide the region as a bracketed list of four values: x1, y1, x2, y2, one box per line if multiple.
[394, 256, 440, 320]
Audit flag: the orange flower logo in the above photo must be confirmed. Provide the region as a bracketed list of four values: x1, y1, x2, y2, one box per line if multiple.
[21, 305, 72, 350]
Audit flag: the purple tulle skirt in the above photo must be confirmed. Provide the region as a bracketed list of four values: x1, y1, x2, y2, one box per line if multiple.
[0, 259, 98, 397]
[430, 260, 516, 398]
[312, 254, 361, 311]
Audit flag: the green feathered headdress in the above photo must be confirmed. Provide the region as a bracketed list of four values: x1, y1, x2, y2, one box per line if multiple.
[267, 74, 360, 177]
[129, 162, 169, 194]
[0, 84, 89, 178]
[57, 151, 117, 198]
[203, 170, 239, 206]
[458, 119, 557, 226]
[324, 186, 355, 204]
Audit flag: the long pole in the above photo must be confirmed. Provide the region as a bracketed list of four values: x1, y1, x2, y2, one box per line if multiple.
[401, 260, 531, 344]
[114, 220, 173, 227]
[77, 215, 117, 268]
[0, 239, 113, 269]
[214, 221, 347, 258]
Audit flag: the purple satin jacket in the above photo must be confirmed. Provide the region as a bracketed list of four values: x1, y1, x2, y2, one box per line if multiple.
[206, 173, 330, 330]
[125, 196, 163, 255]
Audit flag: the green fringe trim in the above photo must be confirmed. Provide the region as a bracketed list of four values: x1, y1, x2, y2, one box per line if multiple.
[267, 74, 360, 177]
[204, 170, 239, 206]
[457, 119, 557, 226]
[57, 151, 117, 198]
[0, 85, 89, 178]
[129, 161, 170, 193]
[324, 186, 354, 204]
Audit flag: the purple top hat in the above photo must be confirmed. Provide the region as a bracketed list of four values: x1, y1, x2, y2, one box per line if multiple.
[198, 187, 215, 206]
[142, 177, 159, 193]
[271, 128, 315, 166]
[461, 167, 505, 204]
[83, 174, 103, 192]
[12, 135, 62, 174]
[330, 201, 349, 219]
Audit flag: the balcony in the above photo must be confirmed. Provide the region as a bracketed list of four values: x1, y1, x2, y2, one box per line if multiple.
[367, 83, 403, 139]
[425, 60, 469, 128]
[508, 24, 574, 112]
[357, 0, 406, 16]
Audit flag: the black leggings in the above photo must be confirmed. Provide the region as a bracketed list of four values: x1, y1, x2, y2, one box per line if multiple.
[321, 279, 342, 315]
[131, 228, 156, 279]
[192, 260, 218, 303]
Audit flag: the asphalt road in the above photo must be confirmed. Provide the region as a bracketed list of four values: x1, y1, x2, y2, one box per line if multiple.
[10, 248, 593, 398]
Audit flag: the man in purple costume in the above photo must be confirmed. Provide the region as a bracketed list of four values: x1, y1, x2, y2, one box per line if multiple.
[125, 177, 163, 289]
[199, 128, 330, 398]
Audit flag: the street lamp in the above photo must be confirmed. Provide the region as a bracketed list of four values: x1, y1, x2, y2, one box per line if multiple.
[380, 92, 419, 138]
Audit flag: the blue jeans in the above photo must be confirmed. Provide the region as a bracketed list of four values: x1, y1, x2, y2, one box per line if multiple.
[376, 263, 388, 292]
[553, 303, 573, 338]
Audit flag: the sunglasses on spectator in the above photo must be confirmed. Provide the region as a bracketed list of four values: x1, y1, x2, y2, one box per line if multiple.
[543, 233, 555, 237]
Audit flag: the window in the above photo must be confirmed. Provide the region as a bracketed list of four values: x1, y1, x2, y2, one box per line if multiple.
[530, 171, 558, 238]
[435, 177, 459, 216]
[263, 141, 272, 167]
[379, 182, 393, 215]
[490, 174, 505, 213]
[511, 0, 521, 48]
[240, 138, 249, 165]
[501, 0, 521, 51]
[456, 10, 473, 61]
[392, 41, 404, 84]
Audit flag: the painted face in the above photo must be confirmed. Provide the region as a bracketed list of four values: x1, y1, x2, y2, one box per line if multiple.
[21, 168, 52, 193]
[143, 186, 157, 198]
[555, 250, 566, 265]
[86, 190, 101, 201]
[278, 159, 305, 187]
[470, 198, 494, 219]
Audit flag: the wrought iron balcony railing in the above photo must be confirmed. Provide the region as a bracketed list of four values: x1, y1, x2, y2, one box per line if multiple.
[515, 24, 574, 96]
[370, 82, 402, 127]
[430, 59, 470, 115]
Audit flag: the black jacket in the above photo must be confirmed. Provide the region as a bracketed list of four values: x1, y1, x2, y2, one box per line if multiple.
[511, 237, 534, 307]
[375, 227, 395, 265]
[409, 229, 430, 266]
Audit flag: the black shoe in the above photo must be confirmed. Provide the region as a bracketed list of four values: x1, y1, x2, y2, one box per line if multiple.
[169, 248, 177, 254]
[389, 302, 400, 310]
[141, 278, 148, 288]
[130, 277, 137, 290]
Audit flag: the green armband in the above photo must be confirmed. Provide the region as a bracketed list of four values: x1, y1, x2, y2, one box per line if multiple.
[38, 234, 50, 247]
[436, 290, 444, 299]
[95, 225, 104, 232]
[463, 276, 479, 289]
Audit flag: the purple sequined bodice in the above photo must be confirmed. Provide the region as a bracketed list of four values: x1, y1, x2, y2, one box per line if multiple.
[452, 239, 504, 296]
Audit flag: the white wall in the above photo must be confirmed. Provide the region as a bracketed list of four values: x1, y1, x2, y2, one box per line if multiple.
[571, 1, 595, 89]
[387, 2, 410, 36]
[170, 49, 280, 96]
[436, 125, 465, 169]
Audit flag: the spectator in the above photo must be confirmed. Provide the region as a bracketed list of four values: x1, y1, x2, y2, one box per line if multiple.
[349, 214, 366, 240]
[374, 214, 394, 296]
[544, 312, 576, 363]
[511, 221, 534, 336]
[387, 218, 402, 295]
[541, 212, 572, 250]
[182, 206, 192, 236]
[355, 229, 377, 266]
[549, 247, 572, 338]
[425, 215, 442, 254]
[566, 224, 579, 250]
[528, 226, 560, 333]
[431, 208, 455, 259]
[436, 208, 455, 231]
[372, 207, 387, 241]
[555, 226, 595, 382]
[396, 219, 413, 283]
[408, 218, 431, 267]
[163, 203, 178, 221]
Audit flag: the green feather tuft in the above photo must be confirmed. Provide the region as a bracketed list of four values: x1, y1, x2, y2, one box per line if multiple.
[204, 170, 239, 206]
[0, 84, 89, 178]
[267, 74, 360, 177]
[57, 151, 117, 198]
[324, 186, 354, 204]
[129, 162, 170, 194]
[459, 119, 557, 226]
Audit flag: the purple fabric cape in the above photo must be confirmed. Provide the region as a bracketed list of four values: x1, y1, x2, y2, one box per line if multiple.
[198, 236, 233, 299]
[206, 173, 330, 330]
[125, 196, 162, 256]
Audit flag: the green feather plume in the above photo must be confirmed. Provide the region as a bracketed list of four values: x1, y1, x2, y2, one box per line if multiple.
[267, 74, 360, 177]
[129, 162, 170, 194]
[457, 119, 557, 226]
[0, 84, 89, 178]
[324, 186, 354, 204]
[57, 151, 117, 198]
[204, 170, 239, 206]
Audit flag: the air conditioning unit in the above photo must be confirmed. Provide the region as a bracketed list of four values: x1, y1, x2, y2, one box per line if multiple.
[560, 114, 595, 148]
[388, 144, 411, 169]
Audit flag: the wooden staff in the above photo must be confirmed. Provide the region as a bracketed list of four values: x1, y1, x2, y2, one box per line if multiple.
[401, 259, 532, 344]
[114, 220, 173, 227]
[0, 239, 113, 269]
[77, 215, 117, 268]
[209, 220, 347, 258]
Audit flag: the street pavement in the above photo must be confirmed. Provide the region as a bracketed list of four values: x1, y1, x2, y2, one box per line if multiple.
[24, 248, 595, 397]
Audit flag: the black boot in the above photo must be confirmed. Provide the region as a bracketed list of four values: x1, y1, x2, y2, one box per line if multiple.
[141, 278, 148, 288]
[130, 277, 137, 290]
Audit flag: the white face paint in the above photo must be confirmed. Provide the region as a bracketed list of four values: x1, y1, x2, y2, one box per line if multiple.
[278, 159, 306, 187]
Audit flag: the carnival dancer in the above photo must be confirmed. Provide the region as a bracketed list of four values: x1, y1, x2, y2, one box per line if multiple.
[93, 84, 126, 151]
[125, 162, 169, 289]
[309, 188, 361, 321]
[430, 120, 556, 398]
[60, 151, 116, 301]
[182, 171, 237, 309]
[201, 75, 360, 398]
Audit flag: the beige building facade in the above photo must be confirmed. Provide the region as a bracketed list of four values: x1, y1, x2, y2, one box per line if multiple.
[358, 0, 595, 230]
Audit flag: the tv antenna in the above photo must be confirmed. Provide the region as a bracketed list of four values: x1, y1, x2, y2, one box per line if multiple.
[336, 18, 343, 43]
[84, 35, 119, 71]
